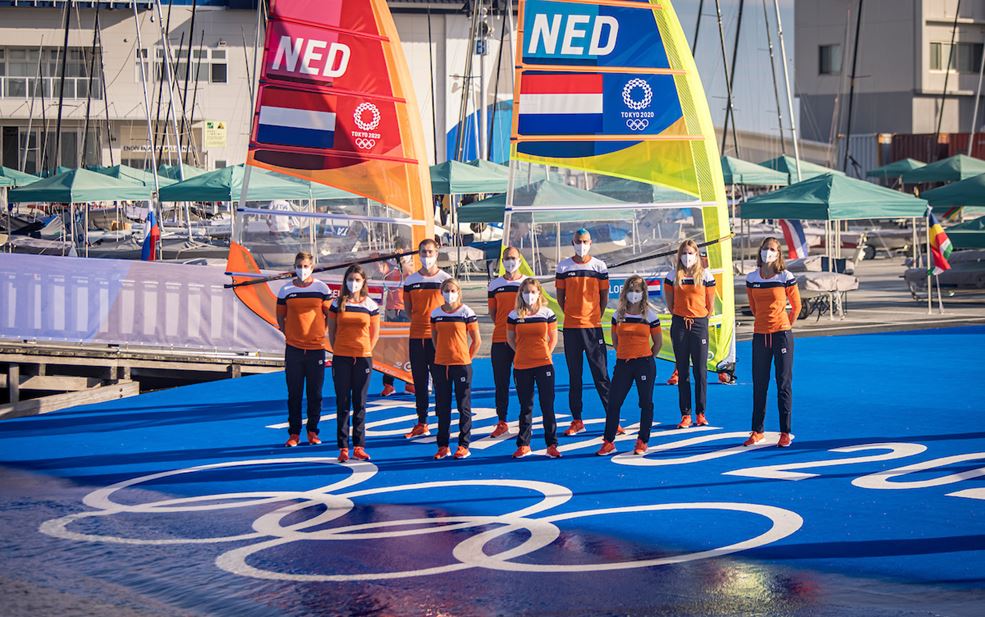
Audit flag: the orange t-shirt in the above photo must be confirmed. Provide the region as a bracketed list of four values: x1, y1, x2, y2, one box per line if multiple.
[403, 269, 451, 339]
[487, 276, 522, 343]
[275, 279, 331, 350]
[612, 309, 662, 360]
[664, 268, 716, 318]
[746, 269, 801, 334]
[507, 306, 558, 370]
[430, 304, 479, 366]
[327, 297, 380, 358]
[555, 256, 609, 329]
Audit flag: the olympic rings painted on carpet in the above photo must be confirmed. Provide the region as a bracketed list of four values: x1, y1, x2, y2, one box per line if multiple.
[39, 458, 804, 581]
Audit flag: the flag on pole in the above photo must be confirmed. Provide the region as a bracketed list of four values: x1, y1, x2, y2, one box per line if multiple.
[141, 207, 160, 261]
[778, 219, 809, 260]
[928, 210, 953, 275]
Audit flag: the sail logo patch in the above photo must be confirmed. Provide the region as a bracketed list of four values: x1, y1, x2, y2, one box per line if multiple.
[622, 79, 654, 132]
[352, 102, 382, 150]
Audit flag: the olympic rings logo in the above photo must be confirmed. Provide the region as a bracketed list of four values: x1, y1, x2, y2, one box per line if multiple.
[39, 457, 803, 582]
[622, 78, 653, 111]
[353, 102, 381, 131]
[626, 119, 650, 132]
[354, 137, 377, 150]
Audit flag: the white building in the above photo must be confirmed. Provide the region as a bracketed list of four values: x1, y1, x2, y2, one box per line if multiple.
[0, 0, 512, 174]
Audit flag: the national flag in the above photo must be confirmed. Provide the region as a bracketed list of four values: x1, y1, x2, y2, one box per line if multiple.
[141, 207, 160, 261]
[646, 278, 662, 297]
[256, 88, 337, 150]
[928, 210, 953, 275]
[518, 73, 603, 135]
[778, 219, 809, 260]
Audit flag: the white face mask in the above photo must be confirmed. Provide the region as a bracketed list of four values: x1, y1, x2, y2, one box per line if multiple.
[346, 279, 363, 293]
[681, 253, 698, 268]
[761, 248, 779, 264]
[421, 254, 437, 269]
[442, 291, 459, 304]
[522, 291, 539, 305]
[502, 258, 519, 273]
[573, 242, 591, 257]
[626, 291, 644, 304]
[296, 266, 313, 281]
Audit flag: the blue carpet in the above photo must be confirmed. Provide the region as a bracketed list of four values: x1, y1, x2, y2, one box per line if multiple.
[1, 327, 983, 616]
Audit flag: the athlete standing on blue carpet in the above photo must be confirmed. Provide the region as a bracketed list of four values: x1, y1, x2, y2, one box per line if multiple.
[556, 229, 623, 437]
[276, 252, 332, 448]
[402, 238, 451, 439]
[508, 278, 562, 460]
[487, 246, 524, 438]
[430, 278, 481, 460]
[744, 237, 801, 448]
[327, 265, 380, 463]
[664, 239, 717, 429]
[597, 275, 662, 456]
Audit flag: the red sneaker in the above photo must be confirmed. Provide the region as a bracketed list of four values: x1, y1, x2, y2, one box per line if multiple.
[545, 444, 562, 459]
[307, 431, 321, 445]
[677, 415, 692, 429]
[490, 421, 510, 438]
[512, 446, 532, 459]
[666, 369, 679, 385]
[563, 420, 585, 436]
[434, 446, 451, 460]
[695, 413, 708, 427]
[404, 383, 416, 395]
[352, 446, 371, 460]
[454, 446, 471, 459]
[616, 425, 627, 435]
[633, 439, 648, 455]
[337, 448, 349, 463]
[285, 434, 300, 447]
[380, 384, 396, 397]
[404, 422, 430, 438]
[596, 441, 616, 456]
[743, 432, 765, 447]
[777, 433, 794, 448]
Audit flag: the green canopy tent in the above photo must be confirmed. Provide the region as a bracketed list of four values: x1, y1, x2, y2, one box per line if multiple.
[758, 155, 845, 184]
[0, 166, 41, 187]
[159, 165, 318, 202]
[900, 154, 985, 184]
[592, 175, 695, 203]
[0, 175, 13, 188]
[90, 164, 177, 188]
[158, 163, 207, 181]
[458, 180, 635, 224]
[40, 166, 74, 178]
[8, 168, 153, 203]
[921, 173, 985, 207]
[947, 215, 985, 249]
[466, 159, 562, 184]
[466, 159, 510, 178]
[429, 160, 508, 194]
[865, 158, 925, 182]
[721, 156, 789, 186]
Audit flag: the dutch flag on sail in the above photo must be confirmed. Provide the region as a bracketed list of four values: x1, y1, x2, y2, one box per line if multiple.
[778, 219, 809, 260]
[517, 73, 603, 135]
[257, 88, 336, 150]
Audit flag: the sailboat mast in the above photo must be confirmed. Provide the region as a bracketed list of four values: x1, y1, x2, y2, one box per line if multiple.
[487, 9, 507, 161]
[154, 0, 186, 181]
[132, 5, 160, 195]
[721, 0, 744, 156]
[842, 0, 864, 173]
[969, 30, 985, 156]
[827, 5, 852, 167]
[761, 0, 785, 155]
[96, 27, 114, 166]
[934, 0, 962, 157]
[53, 0, 72, 169]
[692, 0, 704, 56]
[772, 0, 801, 181]
[158, 32, 185, 165]
[81, 3, 101, 168]
[188, 30, 205, 167]
[179, 0, 198, 164]
[426, 4, 438, 159]
[713, 0, 739, 156]
[22, 37, 44, 173]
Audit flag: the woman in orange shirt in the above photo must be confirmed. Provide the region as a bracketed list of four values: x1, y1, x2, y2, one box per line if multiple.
[507, 278, 562, 460]
[664, 239, 716, 429]
[597, 275, 662, 456]
[276, 251, 332, 448]
[487, 246, 524, 437]
[430, 278, 481, 460]
[328, 264, 381, 463]
[743, 237, 801, 448]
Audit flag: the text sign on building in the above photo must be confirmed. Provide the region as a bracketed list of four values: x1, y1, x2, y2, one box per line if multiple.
[204, 121, 227, 148]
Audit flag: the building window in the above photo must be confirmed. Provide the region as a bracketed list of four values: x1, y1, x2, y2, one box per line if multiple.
[819, 44, 842, 75]
[0, 47, 102, 100]
[214, 160, 227, 169]
[148, 46, 228, 85]
[931, 41, 985, 72]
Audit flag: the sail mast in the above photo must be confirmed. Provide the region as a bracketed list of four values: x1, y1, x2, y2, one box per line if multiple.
[842, 0, 864, 174]
[81, 3, 101, 168]
[22, 37, 43, 173]
[179, 0, 198, 164]
[772, 0, 800, 182]
[713, 0, 739, 157]
[53, 0, 72, 170]
[721, 0, 744, 156]
[934, 0, 962, 158]
[761, 0, 785, 155]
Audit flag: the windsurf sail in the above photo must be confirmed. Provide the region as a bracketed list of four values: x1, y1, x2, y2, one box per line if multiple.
[227, 0, 433, 382]
[505, 0, 735, 374]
